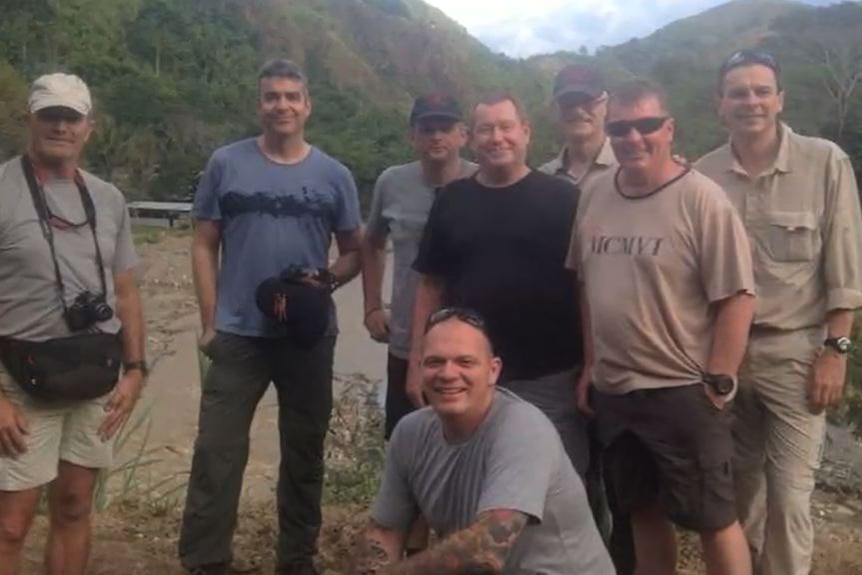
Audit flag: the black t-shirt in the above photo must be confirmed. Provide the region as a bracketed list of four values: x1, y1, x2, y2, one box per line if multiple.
[414, 170, 583, 381]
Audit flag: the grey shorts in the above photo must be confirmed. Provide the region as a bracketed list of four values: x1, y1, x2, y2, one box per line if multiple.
[0, 367, 115, 491]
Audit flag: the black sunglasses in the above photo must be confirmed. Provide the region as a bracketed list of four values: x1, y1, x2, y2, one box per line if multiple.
[35, 106, 86, 123]
[557, 92, 606, 109]
[425, 307, 487, 334]
[606, 116, 669, 138]
[414, 119, 460, 135]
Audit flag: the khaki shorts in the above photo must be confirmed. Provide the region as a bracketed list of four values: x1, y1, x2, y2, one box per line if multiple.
[0, 367, 115, 492]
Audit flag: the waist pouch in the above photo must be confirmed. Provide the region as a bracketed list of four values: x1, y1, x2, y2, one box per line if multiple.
[0, 332, 122, 401]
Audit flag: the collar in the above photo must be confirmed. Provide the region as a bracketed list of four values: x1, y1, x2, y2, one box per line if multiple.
[552, 137, 616, 176]
[725, 122, 793, 176]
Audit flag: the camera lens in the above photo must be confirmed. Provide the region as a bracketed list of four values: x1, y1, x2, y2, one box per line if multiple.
[93, 301, 114, 322]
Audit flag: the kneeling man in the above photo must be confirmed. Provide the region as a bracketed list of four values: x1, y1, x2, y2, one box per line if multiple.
[354, 308, 614, 574]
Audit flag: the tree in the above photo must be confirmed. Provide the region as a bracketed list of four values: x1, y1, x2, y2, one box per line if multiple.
[766, 3, 862, 143]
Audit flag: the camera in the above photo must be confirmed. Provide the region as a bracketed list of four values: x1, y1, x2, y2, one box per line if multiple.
[65, 291, 114, 332]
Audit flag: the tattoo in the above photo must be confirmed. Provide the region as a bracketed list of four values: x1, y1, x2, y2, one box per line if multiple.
[353, 522, 401, 575]
[388, 509, 529, 575]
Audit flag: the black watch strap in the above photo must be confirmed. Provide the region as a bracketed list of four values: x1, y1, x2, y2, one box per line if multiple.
[123, 360, 149, 376]
[824, 336, 852, 354]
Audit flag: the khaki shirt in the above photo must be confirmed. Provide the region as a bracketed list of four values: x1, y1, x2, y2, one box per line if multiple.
[696, 124, 862, 330]
[539, 138, 616, 195]
[566, 169, 755, 394]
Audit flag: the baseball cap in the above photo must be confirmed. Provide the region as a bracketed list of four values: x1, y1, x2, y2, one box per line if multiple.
[409, 93, 462, 126]
[28, 73, 92, 116]
[553, 64, 605, 101]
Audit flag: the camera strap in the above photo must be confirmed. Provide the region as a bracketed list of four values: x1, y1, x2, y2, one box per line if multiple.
[20, 155, 109, 321]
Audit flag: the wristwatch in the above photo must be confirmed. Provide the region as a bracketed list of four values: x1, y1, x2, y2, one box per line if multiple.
[703, 373, 736, 395]
[123, 360, 149, 377]
[824, 336, 852, 354]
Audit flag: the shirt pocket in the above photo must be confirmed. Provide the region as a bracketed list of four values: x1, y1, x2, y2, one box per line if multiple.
[764, 211, 819, 262]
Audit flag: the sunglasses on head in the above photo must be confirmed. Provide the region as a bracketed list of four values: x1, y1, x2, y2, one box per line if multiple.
[425, 307, 487, 334]
[720, 50, 780, 76]
[606, 116, 668, 138]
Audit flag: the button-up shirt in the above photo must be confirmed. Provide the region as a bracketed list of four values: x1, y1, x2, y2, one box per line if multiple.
[539, 138, 617, 194]
[695, 123, 862, 330]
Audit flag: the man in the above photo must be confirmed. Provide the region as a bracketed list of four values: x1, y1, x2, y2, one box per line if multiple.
[0, 74, 146, 575]
[541, 62, 635, 575]
[570, 79, 756, 575]
[361, 94, 475, 441]
[354, 308, 615, 574]
[179, 59, 362, 575]
[696, 50, 862, 575]
[540, 63, 616, 190]
[408, 93, 591, 477]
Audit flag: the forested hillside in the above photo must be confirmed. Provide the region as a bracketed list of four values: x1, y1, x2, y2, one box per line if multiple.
[0, 0, 860, 202]
[0, 0, 545, 201]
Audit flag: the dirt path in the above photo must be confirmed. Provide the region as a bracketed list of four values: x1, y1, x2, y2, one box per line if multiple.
[114, 232, 391, 502]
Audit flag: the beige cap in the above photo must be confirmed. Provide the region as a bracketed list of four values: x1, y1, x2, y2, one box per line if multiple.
[28, 73, 92, 116]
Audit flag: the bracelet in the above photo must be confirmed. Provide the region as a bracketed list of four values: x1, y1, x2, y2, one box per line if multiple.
[364, 307, 383, 320]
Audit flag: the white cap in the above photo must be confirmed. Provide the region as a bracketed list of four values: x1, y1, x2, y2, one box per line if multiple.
[28, 73, 92, 116]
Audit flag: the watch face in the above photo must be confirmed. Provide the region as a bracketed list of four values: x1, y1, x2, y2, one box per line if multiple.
[714, 376, 735, 394]
[838, 337, 852, 352]
[705, 374, 735, 395]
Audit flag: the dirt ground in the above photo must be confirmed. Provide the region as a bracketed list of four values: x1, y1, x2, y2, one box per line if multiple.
[19, 230, 862, 574]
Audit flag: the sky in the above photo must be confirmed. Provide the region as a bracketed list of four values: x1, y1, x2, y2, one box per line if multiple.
[424, 0, 835, 58]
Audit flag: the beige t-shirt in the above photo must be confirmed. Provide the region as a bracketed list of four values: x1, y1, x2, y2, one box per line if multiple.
[696, 123, 862, 329]
[567, 168, 755, 394]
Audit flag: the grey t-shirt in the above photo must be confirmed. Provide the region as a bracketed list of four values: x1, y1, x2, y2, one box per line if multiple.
[371, 388, 614, 575]
[193, 139, 361, 337]
[0, 156, 138, 341]
[365, 160, 476, 358]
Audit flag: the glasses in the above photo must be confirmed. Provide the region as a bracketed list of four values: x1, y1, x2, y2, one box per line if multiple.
[425, 307, 487, 334]
[35, 107, 86, 124]
[557, 92, 607, 110]
[720, 50, 780, 77]
[606, 117, 669, 138]
[414, 119, 459, 136]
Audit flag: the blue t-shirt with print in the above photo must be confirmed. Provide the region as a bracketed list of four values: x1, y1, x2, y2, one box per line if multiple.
[193, 138, 361, 337]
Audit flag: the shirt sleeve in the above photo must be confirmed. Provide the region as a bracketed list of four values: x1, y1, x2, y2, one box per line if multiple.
[365, 170, 390, 241]
[112, 200, 139, 273]
[412, 189, 452, 276]
[822, 154, 862, 311]
[192, 152, 224, 221]
[565, 185, 586, 274]
[697, 187, 756, 303]
[333, 165, 362, 233]
[370, 423, 420, 531]
[476, 405, 558, 523]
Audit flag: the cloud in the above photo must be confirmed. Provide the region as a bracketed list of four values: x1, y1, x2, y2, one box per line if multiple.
[423, 0, 835, 57]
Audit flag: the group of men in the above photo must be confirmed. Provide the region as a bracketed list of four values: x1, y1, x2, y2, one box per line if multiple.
[0, 49, 859, 575]
[355, 50, 862, 575]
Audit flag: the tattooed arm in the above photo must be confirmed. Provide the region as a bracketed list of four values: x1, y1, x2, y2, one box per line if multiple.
[382, 509, 528, 575]
[353, 520, 406, 574]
